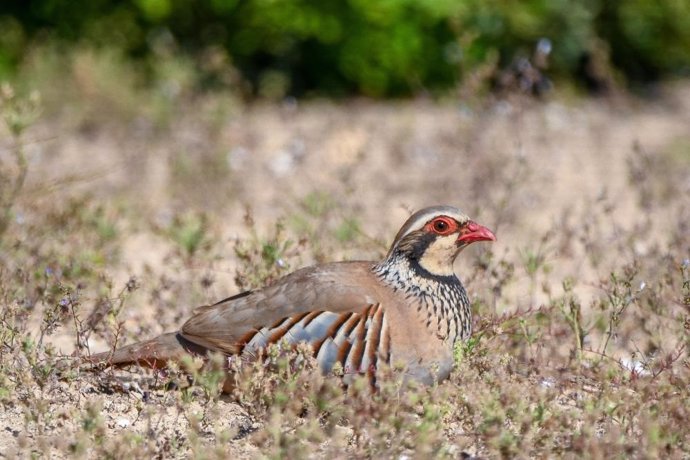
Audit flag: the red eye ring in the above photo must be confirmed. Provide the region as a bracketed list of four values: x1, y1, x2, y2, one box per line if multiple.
[427, 217, 456, 235]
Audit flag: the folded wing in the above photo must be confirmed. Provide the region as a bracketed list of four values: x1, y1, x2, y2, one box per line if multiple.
[179, 261, 391, 375]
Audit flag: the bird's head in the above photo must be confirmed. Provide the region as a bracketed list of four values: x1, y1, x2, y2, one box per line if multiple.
[386, 206, 496, 278]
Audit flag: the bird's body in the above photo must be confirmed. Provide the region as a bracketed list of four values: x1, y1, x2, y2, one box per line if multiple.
[89, 206, 495, 387]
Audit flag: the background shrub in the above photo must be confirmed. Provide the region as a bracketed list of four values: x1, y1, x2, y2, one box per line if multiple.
[0, 0, 688, 96]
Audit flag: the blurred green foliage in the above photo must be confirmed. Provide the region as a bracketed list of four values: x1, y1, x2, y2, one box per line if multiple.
[0, 0, 689, 96]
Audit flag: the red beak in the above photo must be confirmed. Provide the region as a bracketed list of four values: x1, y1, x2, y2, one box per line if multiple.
[457, 221, 497, 245]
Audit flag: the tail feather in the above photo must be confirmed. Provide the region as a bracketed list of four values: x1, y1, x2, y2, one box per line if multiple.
[87, 332, 210, 369]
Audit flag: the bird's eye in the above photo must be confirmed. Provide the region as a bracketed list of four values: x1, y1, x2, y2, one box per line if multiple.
[432, 219, 450, 233]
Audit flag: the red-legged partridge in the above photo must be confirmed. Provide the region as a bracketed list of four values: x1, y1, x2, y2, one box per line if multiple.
[89, 206, 496, 386]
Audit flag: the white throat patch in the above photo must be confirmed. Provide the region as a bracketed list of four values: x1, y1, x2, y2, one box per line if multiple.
[417, 236, 459, 277]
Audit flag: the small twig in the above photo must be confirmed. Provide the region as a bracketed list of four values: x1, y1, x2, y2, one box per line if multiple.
[650, 342, 687, 380]
[581, 347, 629, 372]
[71, 296, 86, 353]
[82, 276, 138, 344]
[475, 304, 553, 336]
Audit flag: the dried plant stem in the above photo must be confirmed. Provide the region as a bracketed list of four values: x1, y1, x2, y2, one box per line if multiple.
[0, 142, 28, 239]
